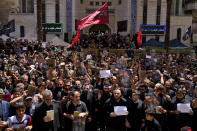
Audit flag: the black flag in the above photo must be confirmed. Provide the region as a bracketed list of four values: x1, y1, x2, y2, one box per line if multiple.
[182, 26, 191, 41]
[0, 20, 15, 35]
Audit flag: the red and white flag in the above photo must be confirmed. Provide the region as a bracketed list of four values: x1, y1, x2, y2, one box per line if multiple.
[137, 28, 142, 47]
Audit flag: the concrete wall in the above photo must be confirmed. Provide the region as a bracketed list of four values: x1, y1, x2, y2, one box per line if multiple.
[9, 13, 36, 40]
[170, 16, 192, 46]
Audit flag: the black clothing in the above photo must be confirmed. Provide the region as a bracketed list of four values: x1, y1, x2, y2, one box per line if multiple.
[104, 97, 128, 130]
[63, 100, 88, 131]
[169, 97, 193, 131]
[127, 99, 144, 131]
[80, 91, 93, 131]
[53, 88, 62, 100]
[32, 101, 63, 131]
[142, 119, 162, 131]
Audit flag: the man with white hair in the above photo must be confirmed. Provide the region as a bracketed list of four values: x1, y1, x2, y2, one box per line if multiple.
[32, 90, 62, 131]
[16, 83, 25, 92]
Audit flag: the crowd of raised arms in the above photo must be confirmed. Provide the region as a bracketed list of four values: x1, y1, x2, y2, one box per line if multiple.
[0, 34, 196, 131]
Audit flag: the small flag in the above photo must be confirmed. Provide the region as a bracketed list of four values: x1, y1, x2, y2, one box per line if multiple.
[137, 28, 142, 47]
[183, 26, 191, 41]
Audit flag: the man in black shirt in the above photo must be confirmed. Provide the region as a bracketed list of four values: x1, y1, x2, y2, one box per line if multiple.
[126, 90, 144, 131]
[142, 109, 162, 131]
[168, 89, 193, 131]
[80, 84, 93, 131]
[32, 90, 63, 131]
[104, 88, 128, 131]
[63, 91, 88, 131]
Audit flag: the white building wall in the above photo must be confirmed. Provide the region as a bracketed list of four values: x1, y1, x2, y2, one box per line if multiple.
[160, 0, 167, 42]
[170, 16, 192, 46]
[9, 14, 36, 40]
[136, 0, 143, 32]
[45, 0, 56, 41]
[59, 0, 66, 40]
[146, 0, 157, 41]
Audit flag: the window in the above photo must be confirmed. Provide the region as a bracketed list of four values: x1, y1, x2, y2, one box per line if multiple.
[107, 2, 112, 6]
[42, 1, 46, 23]
[90, 1, 94, 6]
[143, 0, 148, 24]
[55, 0, 60, 23]
[43, 34, 46, 42]
[20, 26, 25, 37]
[142, 0, 148, 43]
[96, 2, 99, 6]
[156, 0, 161, 41]
[177, 28, 182, 41]
[19, 0, 34, 13]
[22, 0, 26, 13]
[27, 0, 34, 13]
[156, 0, 161, 25]
[80, 0, 83, 4]
[102, 2, 105, 5]
[175, 0, 180, 16]
[118, 0, 122, 5]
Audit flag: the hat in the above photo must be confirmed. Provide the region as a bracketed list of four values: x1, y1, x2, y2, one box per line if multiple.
[0, 89, 4, 95]
[25, 96, 33, 100]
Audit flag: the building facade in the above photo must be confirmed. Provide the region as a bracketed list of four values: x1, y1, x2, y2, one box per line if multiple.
[183, 0, 197, 46]
[9, 0, 192, 46]
[0, 0, 18, 27]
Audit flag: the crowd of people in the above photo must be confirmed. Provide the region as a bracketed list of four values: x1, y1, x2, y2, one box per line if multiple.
[70, 33, 137, 50]
[0, 35, 196, 131]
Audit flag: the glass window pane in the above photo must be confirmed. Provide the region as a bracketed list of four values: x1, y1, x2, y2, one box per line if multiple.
[96, 2, 99, 6]
[107, 2, 112, 6]
[90, 1, 94, 6]
[22, 0, 26, 13]
[27, 0, 34, 13]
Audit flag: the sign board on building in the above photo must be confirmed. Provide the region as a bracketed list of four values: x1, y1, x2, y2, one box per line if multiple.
[42, 23, 63, 33]
[141, 25, 165, 35]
